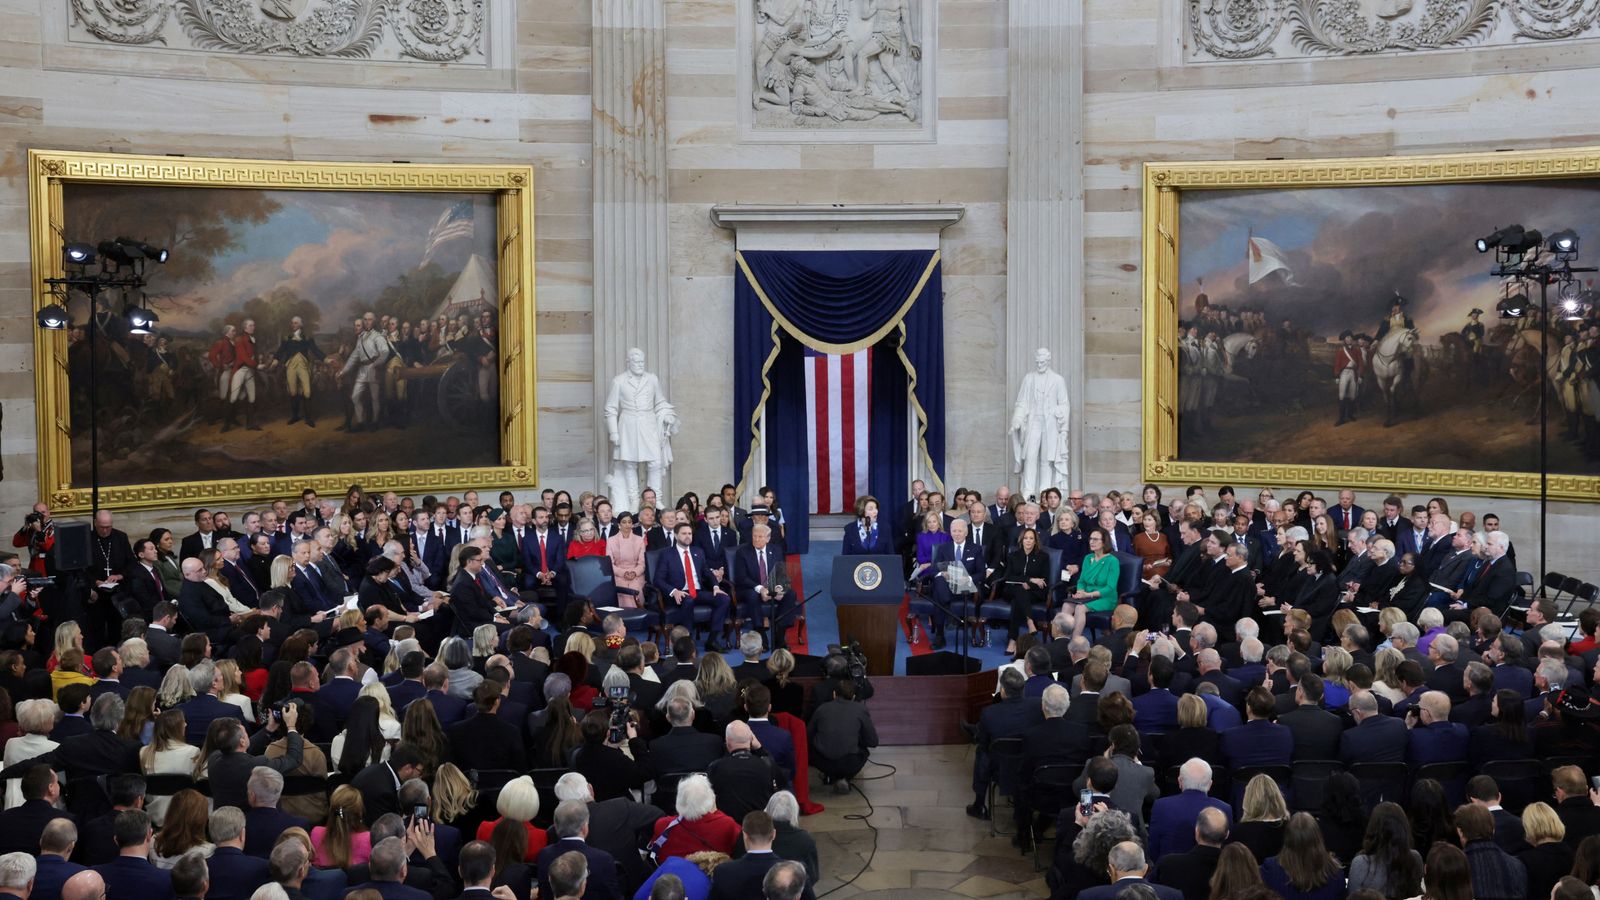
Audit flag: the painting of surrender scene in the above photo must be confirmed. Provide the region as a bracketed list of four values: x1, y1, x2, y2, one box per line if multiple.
[1175, 180, 1600, 477]
[61, 185, 503, 486]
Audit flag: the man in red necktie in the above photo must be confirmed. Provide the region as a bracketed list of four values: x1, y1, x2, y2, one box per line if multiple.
[654, 521, 731, 652]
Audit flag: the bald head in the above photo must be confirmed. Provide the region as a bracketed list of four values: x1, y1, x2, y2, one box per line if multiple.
[725, 720, 754, 752]
[1195, 807, 1228, 846]
[62, 870, 105, 900]
[181, 558, 205, 581]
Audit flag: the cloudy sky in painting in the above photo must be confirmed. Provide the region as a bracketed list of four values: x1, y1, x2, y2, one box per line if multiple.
[1178, 179, 1600, 339]
[137, 190, 494, 332]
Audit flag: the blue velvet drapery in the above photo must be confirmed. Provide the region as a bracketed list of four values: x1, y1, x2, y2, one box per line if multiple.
[733, 249, 945, 554]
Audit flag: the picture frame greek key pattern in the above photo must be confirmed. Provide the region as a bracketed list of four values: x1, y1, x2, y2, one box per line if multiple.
[28, 150, 538, 514]
[1141, 146, 1600, 503]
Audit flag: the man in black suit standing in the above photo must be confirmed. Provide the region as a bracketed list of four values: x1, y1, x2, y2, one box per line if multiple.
[1277, 674, 1345, 761]
[204, 807, 271, 900]
[449, 548, 504, 640]
[535, 802, 621, 900]
[1338, 690, 1408, 766]
[709, 812, 815, 900]
[242, 768, 310, 858]
[1155, 806, 1227, 900]
[648, 697, 723, 776]
[351, 744, 429, 828]
[693, 507, 738, 568]
[968, 668, 1043, 820]
[179, 509, 218, 562]
[1014, 684, 1090, 847]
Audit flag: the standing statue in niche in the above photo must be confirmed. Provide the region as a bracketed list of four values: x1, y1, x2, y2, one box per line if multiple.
[1010, 348, 1071, 502]
[751, 0, 922, 127]
[604, 348, 679, 512]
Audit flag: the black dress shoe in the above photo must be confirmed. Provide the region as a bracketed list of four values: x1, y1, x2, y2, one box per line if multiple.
[932, 631, 946, 650]
[965, 803, 989, 820]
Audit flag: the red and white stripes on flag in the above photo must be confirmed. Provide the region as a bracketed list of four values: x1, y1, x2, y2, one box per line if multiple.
[804, 347, 871, 514]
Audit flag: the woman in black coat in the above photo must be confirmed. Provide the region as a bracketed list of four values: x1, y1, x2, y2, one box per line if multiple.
[1387, 552, 1432, 621]
[570, 709, 650, 801]
[357, 556, 412, 617]
[1469, 689, 1536, 768]
[999, 528, 1050, 655]
[1293, 547, 1340, 644]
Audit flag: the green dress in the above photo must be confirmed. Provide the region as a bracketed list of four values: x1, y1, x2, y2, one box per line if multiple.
[1077, 552, 1121, 612]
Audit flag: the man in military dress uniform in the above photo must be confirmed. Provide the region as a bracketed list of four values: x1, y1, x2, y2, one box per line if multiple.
[274, 316, 325, 427]
[1334, 330, 1365, 426]
[339, 311, 393, 432]
[224, 319, 263, 433]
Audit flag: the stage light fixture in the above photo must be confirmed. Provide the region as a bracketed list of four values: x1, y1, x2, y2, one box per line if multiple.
[62, 243, 95, 266]
[1548, 229, 1579, 255]
[97, 241, 137, 266]
[117, 238, 168, 264]
[1497, 291, 1529, 318]
[1507, 228, 1544, 255]
[1477, 225, 1524, 253]
[36, 304, 69, 330]
[126, 305, 158, 335]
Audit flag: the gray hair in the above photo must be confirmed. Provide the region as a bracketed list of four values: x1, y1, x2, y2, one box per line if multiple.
[1178, 758, 1214, 791]
[1539, 623, 1567, 644]
[118, 638, 151, 669]
[1052, 612, 1073, 637]
[1487, 530, 1510, 553]
[1072, 808, 1136, 869]
[89, 693, 124, 732]
[1235, 619, 1260, 642]
[548, 850, 589, 898]
[551, 800, 590, 839]
[467, 524, 493, 542]
[1390, 622, 1419, 645]
[1107, 840, 1146, 874]
[1284, 526, 1309, 542]
[1042, 684, 1070, 718]
[1538, 659, 1569, 691]
[368, 837, 408, 881]
[554, 773, 591, 803]
[762, 860, 807, 900]
[1431, 634, 1459, 662]
[765, 790, 800, 826]
[675, 774, 716, 820]
[1240, 637, 1264, 664]
[398, 778, 430, 808]
[1191, 622, 1217, 649]
[739, 631, 764, 658]
[251, 885, 289, 900]
[0, 853, 37, 889]
[188, 660, 217, 695]
[269, 838, 308, 883]
[602, 667, 630, 692]
[208, 806, 245, 843]
[1068, 635, 1092, 655]
[1418, 607, 1444, 630]
[247, 767, 283, 807]
[1347, 527, 1369, 545]
[439, 637, 471, 670]
[382, 540, 405, 560]
[16, 699, 58, 735]
[543, 672, 573, 702]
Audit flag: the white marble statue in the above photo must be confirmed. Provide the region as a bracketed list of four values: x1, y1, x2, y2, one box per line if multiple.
[1010, 348, 1071, 501]
[604, 348, 679, 511]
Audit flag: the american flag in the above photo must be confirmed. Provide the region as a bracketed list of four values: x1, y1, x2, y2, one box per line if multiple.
[804, 347, 871, 514]
[420, 199, 475, 266]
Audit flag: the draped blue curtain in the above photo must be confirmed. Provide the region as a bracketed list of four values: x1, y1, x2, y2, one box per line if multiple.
[734, 250, 945, 554]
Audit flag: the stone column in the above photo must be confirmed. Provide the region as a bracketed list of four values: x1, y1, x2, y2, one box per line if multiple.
[592, 0, 671, 497]
[1005, 1, 1084, 493]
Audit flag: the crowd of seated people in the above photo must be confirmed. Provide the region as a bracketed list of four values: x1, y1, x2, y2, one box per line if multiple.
[953, 484, 1600, 900]
[0, 482, 887, 900]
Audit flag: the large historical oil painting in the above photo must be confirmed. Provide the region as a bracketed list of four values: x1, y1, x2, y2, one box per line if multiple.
[30, 152, 537, 513]
[1142, 150, 1600, 501]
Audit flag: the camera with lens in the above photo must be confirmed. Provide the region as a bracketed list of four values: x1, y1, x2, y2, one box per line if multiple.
[828, 640, 868, 681]
[22, 512, 44, 528]
[23, 576, 55, 589]
[604, 683, 632, 744]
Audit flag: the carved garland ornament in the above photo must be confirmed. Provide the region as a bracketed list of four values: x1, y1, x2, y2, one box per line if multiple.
[71, 0, 484, 61]
[1190, 0, 1600, 59]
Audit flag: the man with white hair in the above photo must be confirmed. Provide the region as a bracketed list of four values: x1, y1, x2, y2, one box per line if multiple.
[0, 852, 35, 900]
[1014, 684, 1086, 847]
[114, 638, 162, 691]
[537, 802, 620, 900]
[205, 807, 270, 900]
[1078, 841, 1183, 900]
[1424, 633, 1469, 703]
[1339, 689, 1408, 767]
[1147, 759, 1231, 859]
[551, 773, 663, 891]
[243, 768, 309, 858]
[1450, 530, 1517, 623]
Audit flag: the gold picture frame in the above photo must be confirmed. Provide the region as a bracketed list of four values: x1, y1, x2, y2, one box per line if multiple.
[28, 149, 537, 514]
[1141, 147, 1600, 503]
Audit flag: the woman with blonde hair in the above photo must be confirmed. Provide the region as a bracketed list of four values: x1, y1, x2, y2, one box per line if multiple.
[46, 621, 86, 674]
[383, 637, 421, 677]
[3, 699, 57, 809]
[471, 624, 498, 669]
[765, 648, 804, 717]
[269, 554, 295, 590]
[273, 828, 347, 900]
[214, 659, 254, 722]
[311, 785, 371, 868]
[473, 775, 547, 860]
[430, 762, 478, 831]
[140, 709, 200, 824]
[1233, 773, 1290, 862]
[1518, 802, 1574, 900]
[695, 652, 739, 723]
[357, 681, 403, 740]
[157, 663, 195, 709]
[565, 631, 597, 666]
[1372, 647, 1408, 704]
[152, 788, 213, 867]
[1320, 645, 1353, 708]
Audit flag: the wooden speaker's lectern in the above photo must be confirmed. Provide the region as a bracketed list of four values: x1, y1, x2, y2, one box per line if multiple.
[829, 554, 903, 678]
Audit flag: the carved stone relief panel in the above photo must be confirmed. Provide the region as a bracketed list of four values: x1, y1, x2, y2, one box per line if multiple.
[69, 0, 488, 64]
[1188, 0, 1600, 62]
[739, 0, 937, 142]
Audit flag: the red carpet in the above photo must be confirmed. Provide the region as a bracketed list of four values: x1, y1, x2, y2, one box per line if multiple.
[900, 591, 933, 656]
[783, 554, 809, 654]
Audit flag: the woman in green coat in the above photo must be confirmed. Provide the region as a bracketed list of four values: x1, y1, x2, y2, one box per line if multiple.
[1064, 527, 1120, 639]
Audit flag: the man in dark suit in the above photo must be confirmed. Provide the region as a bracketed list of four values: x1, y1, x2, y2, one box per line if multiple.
[1219, 688, 1294, 769]
[518, 506, 565, 596]
[1155, 806, 1227, 900]
[1454, 533, 1518, 620]
[179, 661, 242, 746]
[648, 697, 723, 775]
[742, 685, 795, 782]
[33, 818, 85, 900]
[1132, 656, 1182, 733]
[420, 665, 469, 727]
[1079, 842, 1183, 900]
[122, 540, 169, 619]
[86, 648, 130, 701]
[1148, 759, 1232, 860]
[1194, 650, 1245, 710]
[536, 802, 622, 900]
[179, 509, 219, 561]
[709, 811, 815, 900]
[72, 773, 143, 868]
[653, 523, 731, 651]
[411, 512, 450, 591]
[0, 766, 74, 856]
[1330, 490, 1365, 535]
[144, 604, 183, 670]
[345, 836, 433, 900]
[91, 811, 172, 900]
[1014, 684, 1091, 845]
[968, 668, 1044, 819]
[925, 518, 988, 649]
[242, 769, 310, 858]
[1407, 691, 1469, 766]
[1277, 675, 1345, 761]
[216, 538, 261, 610]
[707, 722, 787, 825]
[177, 557, 233, 645]
[1424, 635, 1470, 703]
[692, 507, 738, 563]
[1467, 775, 1528, 855]
[351, 745, 429, 828]
[343, 814, 456, 899]
[449, 548, 503, 640]
[7, 695, 138, 820]
[730, 525, 792, 648]
[1551, 765, 1600, 848]
[314, 647, 363, 734]
[1338, 690, 1409, 766]
[448, 682, 527, 774]
[204, 807, 270, 900]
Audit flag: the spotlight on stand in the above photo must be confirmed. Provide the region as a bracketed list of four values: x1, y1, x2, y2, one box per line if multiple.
[97, 240, 137, 267]
[1549, 229, 1580, 258]
[1508, 228, 1544, 256]
[62, 243, 95, 266]
[36, 304, 69, 330]
[1477, 225, 1524, 253]
[117, 238, 168, 264]
[125, 304, 158, 335]
[1497, 291, 1529, 318]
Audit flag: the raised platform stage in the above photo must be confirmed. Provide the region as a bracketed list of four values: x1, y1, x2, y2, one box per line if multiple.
[799, 667, 997, 745]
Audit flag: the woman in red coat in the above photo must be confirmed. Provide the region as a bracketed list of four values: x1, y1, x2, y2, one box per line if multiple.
[565, 520, 607, 560]
[650, 774, 742, 859]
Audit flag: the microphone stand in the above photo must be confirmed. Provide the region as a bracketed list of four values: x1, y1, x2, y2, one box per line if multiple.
[768, 589, 823, 652]
[903, 577, 975, 674]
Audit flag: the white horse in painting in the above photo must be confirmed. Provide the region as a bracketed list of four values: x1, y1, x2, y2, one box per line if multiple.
[1370, 327, 1419, 427]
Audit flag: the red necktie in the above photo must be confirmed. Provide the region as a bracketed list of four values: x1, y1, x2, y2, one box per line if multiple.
[539, 534, 548, 570]
[683, 550, 698, 598]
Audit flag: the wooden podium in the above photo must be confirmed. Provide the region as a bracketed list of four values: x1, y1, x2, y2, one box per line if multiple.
[829, 554, 903, 678]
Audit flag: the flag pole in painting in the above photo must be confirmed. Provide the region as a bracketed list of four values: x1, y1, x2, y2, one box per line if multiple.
[804, 348, 872, 514]
[1247, 233, 1296, 286]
